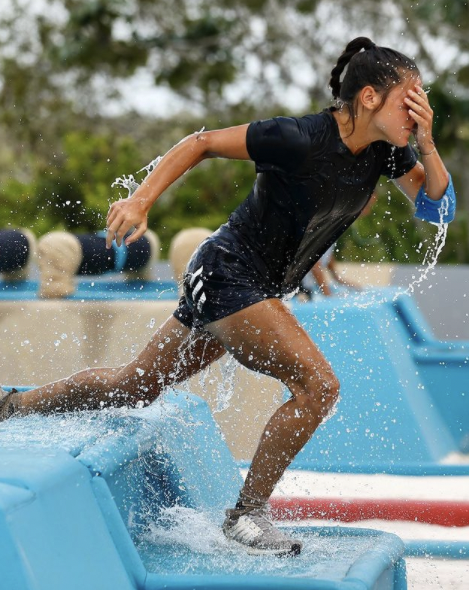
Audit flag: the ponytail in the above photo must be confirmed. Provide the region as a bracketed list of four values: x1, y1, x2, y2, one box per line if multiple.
[329, 37, 376, 100]
[329, 37, 419, 128]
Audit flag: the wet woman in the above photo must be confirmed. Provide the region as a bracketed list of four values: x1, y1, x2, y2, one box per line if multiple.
[0, 37, 455, 556]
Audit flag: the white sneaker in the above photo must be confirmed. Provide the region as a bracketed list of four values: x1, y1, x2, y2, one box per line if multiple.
[222, 505, 302, 557]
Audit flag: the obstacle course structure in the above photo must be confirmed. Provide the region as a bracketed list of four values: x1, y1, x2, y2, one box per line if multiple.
[288, 288, 469, 473]
[1, 285, 468, 588]
[0, 390, 407, 590]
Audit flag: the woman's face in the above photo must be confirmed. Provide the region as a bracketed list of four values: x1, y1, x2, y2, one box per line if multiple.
[371, 74, 421, 147]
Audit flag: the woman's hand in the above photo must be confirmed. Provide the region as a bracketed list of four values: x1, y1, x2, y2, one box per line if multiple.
[405, 85, 434, 153]
[106, 197, 148, 248]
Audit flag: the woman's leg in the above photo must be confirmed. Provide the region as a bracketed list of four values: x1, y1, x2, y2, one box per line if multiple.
[207, 298, 340, 503]
[11, 315, 226, 416]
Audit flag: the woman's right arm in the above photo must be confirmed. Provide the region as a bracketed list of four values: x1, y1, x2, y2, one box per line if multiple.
[106, 124, 250, 248]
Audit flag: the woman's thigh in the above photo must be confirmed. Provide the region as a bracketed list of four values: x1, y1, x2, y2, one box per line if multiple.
[206, 298, 339, 401]
[117, 315, 226, 395]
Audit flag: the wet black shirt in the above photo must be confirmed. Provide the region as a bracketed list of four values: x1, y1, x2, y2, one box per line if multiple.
[220, 108, 417, 295]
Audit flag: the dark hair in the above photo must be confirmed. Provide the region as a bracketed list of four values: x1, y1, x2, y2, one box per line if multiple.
[329, 37, 419, 130]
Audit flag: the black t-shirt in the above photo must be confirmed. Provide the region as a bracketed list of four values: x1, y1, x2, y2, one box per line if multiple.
[220, 108, 417, 294]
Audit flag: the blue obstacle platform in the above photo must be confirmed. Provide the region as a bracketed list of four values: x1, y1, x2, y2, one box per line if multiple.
[0, 390, 407, 590]
[288, 288, 469, 474]
[0, 279, 178, 301]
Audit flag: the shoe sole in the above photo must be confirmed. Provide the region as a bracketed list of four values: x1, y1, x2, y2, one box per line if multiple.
[227, 538, 302, 557]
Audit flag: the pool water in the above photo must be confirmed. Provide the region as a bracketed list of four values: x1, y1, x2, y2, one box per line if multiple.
[137, 506, 382, 580]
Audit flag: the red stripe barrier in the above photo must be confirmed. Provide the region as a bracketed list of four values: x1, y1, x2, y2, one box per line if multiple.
[269, 497, 469, 527]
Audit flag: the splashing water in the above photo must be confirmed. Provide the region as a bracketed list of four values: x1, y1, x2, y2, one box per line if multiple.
[137, 156, 163, 179]
[352, 206, 449, 311]
[111, 156, 163, 198]
[214, 354, 239, 413]
[137, 505, 383, 579]
[157, 329, 243, 417]
[111, 173, 140, 197]
[397, 199, 449, 299]
[143, 506, 228, 556]
[111, 127, 205, 198]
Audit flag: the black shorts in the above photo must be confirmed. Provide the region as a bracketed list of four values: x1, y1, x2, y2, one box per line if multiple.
[173, 229, 278, 330]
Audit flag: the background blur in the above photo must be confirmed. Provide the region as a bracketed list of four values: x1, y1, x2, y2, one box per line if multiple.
[1, 0, 468, 262]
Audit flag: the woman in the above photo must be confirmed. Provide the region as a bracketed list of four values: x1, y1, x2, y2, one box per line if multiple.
[0, 37, 455, 556]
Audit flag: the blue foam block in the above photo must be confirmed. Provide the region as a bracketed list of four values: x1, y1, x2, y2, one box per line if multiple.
[0, 449, 137, 590]
[289, 290, 457, 471]
[0, 391, 407, 590]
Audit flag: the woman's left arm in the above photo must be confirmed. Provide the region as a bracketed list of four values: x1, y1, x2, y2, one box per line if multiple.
[394, 85, 449, 203]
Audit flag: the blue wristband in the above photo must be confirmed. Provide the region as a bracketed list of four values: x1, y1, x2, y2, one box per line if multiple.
[414, 174, 456, 224]
[112, 241, 128, 272]
[97, 231, 128, 272]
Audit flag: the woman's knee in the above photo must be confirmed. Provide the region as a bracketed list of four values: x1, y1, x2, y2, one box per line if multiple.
[294, 371, 341, 417]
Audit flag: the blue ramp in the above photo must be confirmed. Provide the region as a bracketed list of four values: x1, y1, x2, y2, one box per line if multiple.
[289, 290, 464, 472]
[395, 292, 469, 453]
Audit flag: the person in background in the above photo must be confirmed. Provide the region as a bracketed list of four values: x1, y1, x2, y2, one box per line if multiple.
[300, 193, 378, 298]
[309, 244, 362, 296]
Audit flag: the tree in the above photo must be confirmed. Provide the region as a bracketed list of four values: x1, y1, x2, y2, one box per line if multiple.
[1, 0, 468, 260]
[3, 0, 468, 114]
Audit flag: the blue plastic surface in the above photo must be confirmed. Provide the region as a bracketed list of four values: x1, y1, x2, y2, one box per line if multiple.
[287, 288, 469, 472]
[141, 527, 407, 590]
[0, 390, 407, 590]
[405, 540, 469, 559]
[0, 449, 137, 590]
[0, 279, 178, 300]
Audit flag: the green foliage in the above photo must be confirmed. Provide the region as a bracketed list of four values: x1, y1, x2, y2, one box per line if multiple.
[0, 131, 141, 235]
[410, 0, 469, 30]
[149, 158, 255, 254]
[0, 0, 469, 263]
[58, 0, 148, 75]
[336, 185, 436, 264]
[0, 120, 257, 253]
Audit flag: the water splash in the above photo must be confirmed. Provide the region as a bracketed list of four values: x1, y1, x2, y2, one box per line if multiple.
[351, 206, 449, 311]
[138, 505, 381, 578]
[111, 156, 162, 198]
[158, 329, 240, 416]
[143, 506, 228, 555]
[137, 156, 163, 178]
[214, 354, 239, 413]
[111, 174, 140, 198]
[112, 127, 204, 198]
[397, 199, 449, 299]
